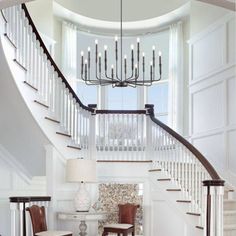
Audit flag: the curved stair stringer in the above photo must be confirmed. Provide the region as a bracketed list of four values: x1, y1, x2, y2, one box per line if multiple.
[148, 170, 204, 235]
[0, 17, 85, 162]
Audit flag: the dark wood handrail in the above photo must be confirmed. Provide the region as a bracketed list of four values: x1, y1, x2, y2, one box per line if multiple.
[145, 104, 221, 180]
[96, 109, 146, 114]
[10, 196, 51, 203]
[21, 4, 93, 113]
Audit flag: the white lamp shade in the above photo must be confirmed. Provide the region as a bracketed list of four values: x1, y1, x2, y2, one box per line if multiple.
[66, 159, 97, 183]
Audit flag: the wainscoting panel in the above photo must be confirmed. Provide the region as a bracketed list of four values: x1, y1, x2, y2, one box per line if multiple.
[151, 200, 186, 236]
[227, 18, 236, 64]
[228, 130, 236, 174]
[227, 77, 236, 126]
[192, 26, 224, 80]
[193, 133, 226, 171]
[189, 13, 236, 185]
[192, 83, 224, 134]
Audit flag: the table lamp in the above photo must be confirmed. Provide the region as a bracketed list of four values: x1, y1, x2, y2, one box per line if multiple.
[66, 158, 97, 212]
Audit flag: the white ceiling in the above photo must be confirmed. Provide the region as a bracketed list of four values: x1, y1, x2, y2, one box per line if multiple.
[0, 0, 33, 9]
[54, 0, 190, 22]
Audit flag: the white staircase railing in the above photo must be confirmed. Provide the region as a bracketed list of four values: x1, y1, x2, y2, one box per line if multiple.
[95, 110, 147, 161]
[1, 5, 93, 153]
[1, 4, 225, 236]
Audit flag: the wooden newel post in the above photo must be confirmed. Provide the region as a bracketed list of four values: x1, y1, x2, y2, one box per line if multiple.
[203, 180, 225, 236]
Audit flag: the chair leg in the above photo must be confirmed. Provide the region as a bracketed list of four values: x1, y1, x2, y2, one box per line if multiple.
[102, 231, 108, 236]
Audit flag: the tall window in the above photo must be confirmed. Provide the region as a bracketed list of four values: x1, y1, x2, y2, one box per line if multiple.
[146, 30, 170, 124]
[107, 86, 138, 110]
[76, 82, 97, 106]
[148, 82, 168, 123]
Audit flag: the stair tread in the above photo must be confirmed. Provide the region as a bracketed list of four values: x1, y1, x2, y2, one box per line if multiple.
[177, 200, 191, 203]
[224, 224, 236, 230]
[157, 178, 171, 181]
[186, 212, 201, 216]
[224, 199, 236, 203]
[67, 145, 81, 150]
[56, 132, 71, 137]
[224, 210, 236, 215]
[45, 117, 60, 123]
[166, 189, 181, 191]
[149, 169, 162, 172]
[196, 226, 204, 230]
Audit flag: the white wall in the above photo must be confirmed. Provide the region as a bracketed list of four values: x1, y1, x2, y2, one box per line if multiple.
[0, 23, 50, 176]
[26, 0, 53, 38]
[190, 1, 232, 37]
[189, 12, 236, 186]
[0, 145, 46, 236]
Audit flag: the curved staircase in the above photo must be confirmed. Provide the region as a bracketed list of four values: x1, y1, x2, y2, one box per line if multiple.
[0, 3, 235, 236]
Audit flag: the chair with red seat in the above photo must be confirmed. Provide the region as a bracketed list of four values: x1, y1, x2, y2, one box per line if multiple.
[27, 205, 72, 236]
[102, 203, 139, 236]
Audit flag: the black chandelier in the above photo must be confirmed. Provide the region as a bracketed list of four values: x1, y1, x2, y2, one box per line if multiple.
[80, 0, 162, 88]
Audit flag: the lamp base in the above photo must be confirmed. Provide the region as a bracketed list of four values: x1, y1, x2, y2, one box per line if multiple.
[74, 182, 91, 212]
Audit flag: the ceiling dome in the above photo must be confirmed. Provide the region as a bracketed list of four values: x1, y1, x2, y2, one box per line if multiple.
[54, 0, 189, 22]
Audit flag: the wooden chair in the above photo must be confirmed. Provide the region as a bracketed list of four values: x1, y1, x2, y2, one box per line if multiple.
[102, 203, 139, 236]
[27, 205, 72, 236]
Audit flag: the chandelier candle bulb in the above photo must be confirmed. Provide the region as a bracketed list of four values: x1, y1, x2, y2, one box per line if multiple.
[124, 55, 127, 76]
[111, 64, 114, 78]
[142, 53, 145, 73]
[81, 51, 84, 75]
[95, 42, 98, 63]
[95, 39, 98, 45]
[98, 53, 101, 73]
[159, 51, 162, 75]
[85, 61, 88, 80]
[135, 64, 138, 77]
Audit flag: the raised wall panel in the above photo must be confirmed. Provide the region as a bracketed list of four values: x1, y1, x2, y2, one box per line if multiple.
[227, 18, 236, 64]
[228, 130, 236, 174]
[192, 83, 224, 133]
[151, 200, 186, 236]
[227, 78, 236, 125]
[193, 133, 225, 171]
[192, 26, 224, 80]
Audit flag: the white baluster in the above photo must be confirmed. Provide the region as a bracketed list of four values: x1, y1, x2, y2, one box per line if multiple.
[10, 202, 17, 236]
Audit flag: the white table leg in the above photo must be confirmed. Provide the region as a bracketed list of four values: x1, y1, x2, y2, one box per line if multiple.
[79, 220, 87, 236]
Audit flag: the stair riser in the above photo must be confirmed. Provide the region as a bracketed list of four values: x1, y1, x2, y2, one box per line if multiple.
[224, 214, 236, 225]
[224, 201, 236, 211]
[224, 229, 236, 236]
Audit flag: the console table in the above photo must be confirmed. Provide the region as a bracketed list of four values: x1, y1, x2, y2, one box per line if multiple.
[58, 211, 107, 236]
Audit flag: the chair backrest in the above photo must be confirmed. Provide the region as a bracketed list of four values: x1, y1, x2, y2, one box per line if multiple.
[26, 205, 47, 234]
[118, 203, 139, 225]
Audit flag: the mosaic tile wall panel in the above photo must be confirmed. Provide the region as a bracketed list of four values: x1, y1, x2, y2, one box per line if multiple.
[95, 183, 143, 235]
